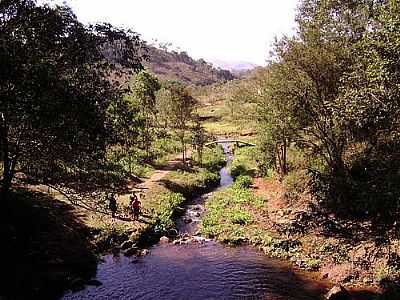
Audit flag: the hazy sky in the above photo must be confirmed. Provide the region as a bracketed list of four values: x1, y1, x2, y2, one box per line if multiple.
[54, 0, 299, 65]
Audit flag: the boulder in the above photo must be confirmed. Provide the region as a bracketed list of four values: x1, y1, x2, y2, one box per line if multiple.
[325, 285, 352, 300]
[69, 278, 85, 292]
[86, 279, 102, 287]
[193, 236, 206, 243]
[140, 249, 149, 256]
[159, 236, 169, 244]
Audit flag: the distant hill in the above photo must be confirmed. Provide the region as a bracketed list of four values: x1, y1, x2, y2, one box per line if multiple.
[145, 46, 235, 86]
[207, 59, 259, 76]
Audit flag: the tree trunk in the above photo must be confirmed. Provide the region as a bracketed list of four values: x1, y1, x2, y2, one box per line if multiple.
[181, 135, 186, 165]
[199, 146, 203, 167]
[282, 139, 287, 175]
[1, 140, 13, 199]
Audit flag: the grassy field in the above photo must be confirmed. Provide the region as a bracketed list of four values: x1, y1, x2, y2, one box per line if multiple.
[197, 100, 257, 137]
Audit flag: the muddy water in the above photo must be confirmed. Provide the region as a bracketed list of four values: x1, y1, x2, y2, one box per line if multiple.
[62, 143, 327, 300]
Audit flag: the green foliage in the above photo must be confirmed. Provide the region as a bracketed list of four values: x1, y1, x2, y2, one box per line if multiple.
[230, 209, 253, 225]
[162, 168, 220, 198]
[230, 146, 257, 178]
[153, 192, 185, 234]
[283, 170, 310, 201]
[0, 0, 146, 195]
[156, 81, 197, 163]
[95, 223, 130, 251]
[201, 182, 266, 242]
[300, 258, 321, 271]
[255, 0, 400, 219]
[233, 175, 252, 189]
[194, 145, 226, 172]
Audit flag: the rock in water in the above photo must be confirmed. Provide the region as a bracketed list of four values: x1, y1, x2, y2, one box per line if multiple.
[140, 249, 149, 256]
[69, 278, 85, 292]
[159, 236, 169, 244]
[86, 279, 102, 287]
[325, 285, 352, 300]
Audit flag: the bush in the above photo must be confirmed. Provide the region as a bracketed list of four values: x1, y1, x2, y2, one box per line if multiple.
[151, 136, 182, 161]
[162, 168, 220, 198]
[230, 146, 257, 178]
[283, 170, 310, 201]
[95, 223, 129, 251]
[153, 192, 185, 234]
[194, 145, 226, 172]
[230, 209, 253, 225]
[200, 181, 266, 242]
[233, 175, 252, 189]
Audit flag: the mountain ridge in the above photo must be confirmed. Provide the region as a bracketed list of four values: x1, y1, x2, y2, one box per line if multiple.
[144, 46, 235, 86]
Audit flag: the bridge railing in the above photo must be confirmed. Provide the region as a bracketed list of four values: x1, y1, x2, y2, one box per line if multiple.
[204, 139, 256, 147]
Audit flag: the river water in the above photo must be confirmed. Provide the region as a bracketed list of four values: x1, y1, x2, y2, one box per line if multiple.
[62, 143, 327, 300]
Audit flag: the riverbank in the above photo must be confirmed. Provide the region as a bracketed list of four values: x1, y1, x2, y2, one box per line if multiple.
[61, 141, 332, 300]
[199, 146, 400, 299]
[1, 146, 225, 300]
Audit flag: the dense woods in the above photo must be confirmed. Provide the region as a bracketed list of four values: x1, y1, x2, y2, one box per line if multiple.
[255, 0, 400, 220]
[0, 0, 147, 198]
[0, 0, 204, 203]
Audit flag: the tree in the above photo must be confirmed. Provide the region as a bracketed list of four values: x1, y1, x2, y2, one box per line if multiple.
[0, 0, 146, 198]
[191, 119, 207, 167]
[128, 70, 160, 159]
[257, 65, 299, 178]
[255, 0, 387, 210]
[337, 1, 400, 147]
[156, 82, 197, 164]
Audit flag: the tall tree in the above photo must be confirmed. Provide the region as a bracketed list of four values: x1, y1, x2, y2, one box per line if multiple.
[156, 82, 197, 164]
[0, 0, 146, 198]
[128, 70, 160, 159]
[255, 0, 386, 209]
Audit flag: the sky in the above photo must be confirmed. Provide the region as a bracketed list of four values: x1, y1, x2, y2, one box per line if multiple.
[52, 0, 299, 66]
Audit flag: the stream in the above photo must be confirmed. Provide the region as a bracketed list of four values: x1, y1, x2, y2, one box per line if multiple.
[62, 143, 327, 300]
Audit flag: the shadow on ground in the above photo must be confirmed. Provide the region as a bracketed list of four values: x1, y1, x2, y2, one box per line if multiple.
[1, 189, 98, 300]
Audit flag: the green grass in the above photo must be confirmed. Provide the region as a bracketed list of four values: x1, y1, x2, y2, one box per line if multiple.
[152, 191, 186, 234]
[230, 146, 258, 178]
[200, 177, 306, 259]
[193, 145, 226, 171]
[198, 100, 256, 136]
[200, 181, 267, 244]
[161, 167, 220, 198]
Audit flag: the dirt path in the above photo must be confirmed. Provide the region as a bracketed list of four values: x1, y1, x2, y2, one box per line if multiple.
[118, 153, 189, 206]
[135, 158, 183, 191]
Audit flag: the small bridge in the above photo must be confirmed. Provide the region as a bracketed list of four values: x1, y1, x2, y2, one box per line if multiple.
[205, 139, 256, 147]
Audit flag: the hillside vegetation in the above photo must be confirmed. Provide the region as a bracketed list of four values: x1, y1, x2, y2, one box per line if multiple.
[145, 46, 235, 85]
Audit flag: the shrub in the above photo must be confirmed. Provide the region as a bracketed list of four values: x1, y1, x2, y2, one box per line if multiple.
[230, 209, 253, 225]
[163, 168, 220, 198]
[95, 223, 129, 251]
[230, 146, 257, 178]
[283, 170, 310, 202]
[153, 192, 185, 234]
[234, 175, 252, 189]
[194, 145, 226, 172]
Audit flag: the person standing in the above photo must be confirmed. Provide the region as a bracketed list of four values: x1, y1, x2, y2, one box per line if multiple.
[108, 192, 117, 218]
[130, 193, 141, 221]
